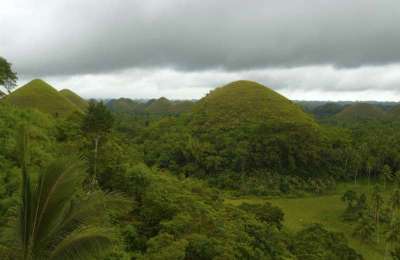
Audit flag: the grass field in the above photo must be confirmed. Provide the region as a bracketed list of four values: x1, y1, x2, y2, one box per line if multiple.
[226, 182, 395, 260]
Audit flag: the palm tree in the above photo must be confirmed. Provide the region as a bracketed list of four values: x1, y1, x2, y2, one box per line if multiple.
[385, 219, 400, 260]
[394, 170, 400, 188]
[352, 216, 375, 243]
[365, 157, 374, 189]
[381, 165, 393, 190]
[0, 126, 128, 259]
[390, 189, 400, 219]
[371, 185, 384, 244]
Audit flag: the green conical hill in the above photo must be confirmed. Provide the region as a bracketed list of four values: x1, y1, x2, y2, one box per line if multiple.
[190, 80, 316, 131]
[2, 79, 80, 116]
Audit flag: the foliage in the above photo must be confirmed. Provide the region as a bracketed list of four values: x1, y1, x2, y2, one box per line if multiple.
[0, 127, 129, 259]
[82, 101, 114, 177]
[110, 166, 295, 259]
[0, 57, 18, 94]
[290, 224, 363, 260]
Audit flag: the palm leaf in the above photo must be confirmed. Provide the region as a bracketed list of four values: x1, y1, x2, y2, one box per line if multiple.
[43, 191, 130, 247]
[29, 158, 86, 253]
[49, 227, 114, 260]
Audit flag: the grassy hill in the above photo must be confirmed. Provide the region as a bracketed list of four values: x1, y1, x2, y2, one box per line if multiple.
[335, 103, 387, 122]
[107, 97, 195, 115]
[146, 97, 172, 114]
[312, 102, 346, 118]
[59, 89, 88, 110]
[146, 97, 195, 114]
[1, 79, 80, 117]
[107, 98, 147, 114]
[190, 80, 316, 131]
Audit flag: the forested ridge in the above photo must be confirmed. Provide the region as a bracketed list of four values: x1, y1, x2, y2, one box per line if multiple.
[1, 69, 400, 258]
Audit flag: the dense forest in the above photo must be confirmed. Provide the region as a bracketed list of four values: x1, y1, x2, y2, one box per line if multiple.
[1, 58, 400, 259]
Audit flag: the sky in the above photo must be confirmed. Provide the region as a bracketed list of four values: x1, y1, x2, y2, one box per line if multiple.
[1, 0, 400, 101]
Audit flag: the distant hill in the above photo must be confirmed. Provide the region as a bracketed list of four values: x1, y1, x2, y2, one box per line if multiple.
[311, 102, 347, 118]
[146, 97, 195, 114]
[335, 103, 387, 122]
[59, 89, 88, 110]
[190, 80, 316, 132]
[1, 79, 80, 116]
[107, 97, 195, 115]
[107, 98, 148, 114]
[146, 97, 172, 114]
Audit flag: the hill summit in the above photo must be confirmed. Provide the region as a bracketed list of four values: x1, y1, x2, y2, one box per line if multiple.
[2, 79, 81, 116]
[190, 80, 316, 131]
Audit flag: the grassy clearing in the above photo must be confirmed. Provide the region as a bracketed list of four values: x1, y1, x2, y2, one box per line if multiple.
[225, 182, 395, 260]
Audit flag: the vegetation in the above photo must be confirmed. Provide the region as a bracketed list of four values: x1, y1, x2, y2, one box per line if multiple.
[0, 57, 18, 94]
[1, 66, 400, 259]
[82, 101, 114, 178]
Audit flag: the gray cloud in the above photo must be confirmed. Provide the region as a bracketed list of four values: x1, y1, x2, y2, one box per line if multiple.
[21, 65, 398, 101]
[2, 0, 400, 77]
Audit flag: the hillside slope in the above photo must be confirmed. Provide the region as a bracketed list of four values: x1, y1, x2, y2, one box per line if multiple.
[59, 89, 88, 110]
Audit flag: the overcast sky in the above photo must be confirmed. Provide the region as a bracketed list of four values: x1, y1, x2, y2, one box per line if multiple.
[1, 0, 400, 101]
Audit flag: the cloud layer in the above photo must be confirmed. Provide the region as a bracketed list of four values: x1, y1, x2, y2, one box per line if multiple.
[32, 65, 399, 101]
[2, 0, 400, 100]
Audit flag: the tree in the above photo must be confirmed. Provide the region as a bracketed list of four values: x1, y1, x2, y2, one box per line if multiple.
[394, 170, 400, 188]
[390, 189, 400, 221]
[384, 189, 400, 259]
[364, 156, 375, 188]
[342, 190, 358, 208]
[0, 126, 126, 259]
[0, 57, 18, 94]
[381, 165, 393, 190]
[385, 219, 400, 260]
[292, 224, 362, 260]
[82, 101, 114, 179]
[392, 246, 400, 260]
[341, 190, 367, 221]
[352, 216, 375, 243]
[371, 185, 384, 243]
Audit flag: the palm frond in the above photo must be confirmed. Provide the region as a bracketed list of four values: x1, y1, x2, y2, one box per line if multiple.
[16, 125, 32, 258]
[30, 158, 86, 247]
[44, 191, 132, 247]
[49, 227, 114, 260]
